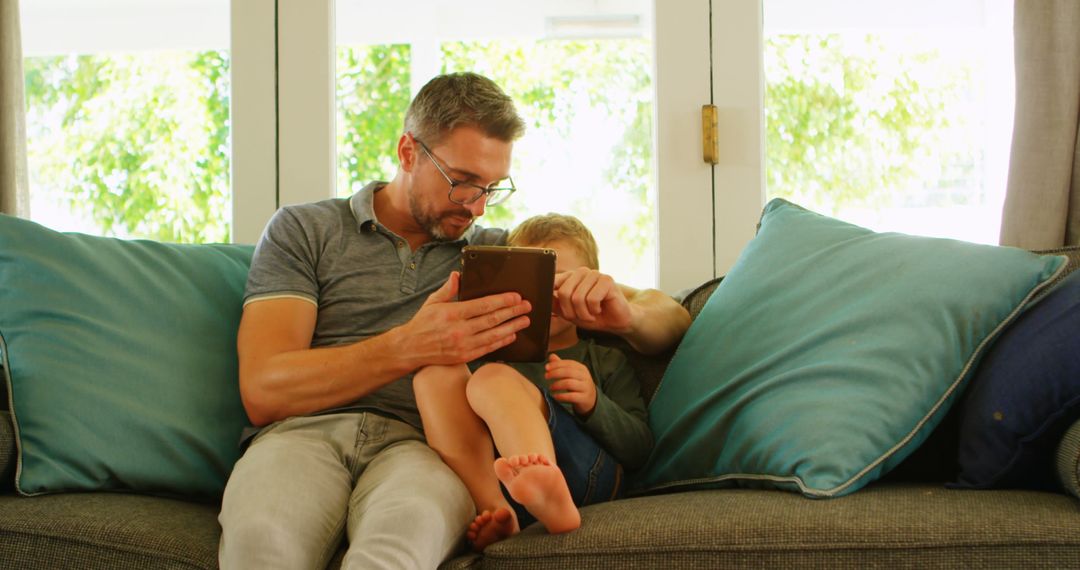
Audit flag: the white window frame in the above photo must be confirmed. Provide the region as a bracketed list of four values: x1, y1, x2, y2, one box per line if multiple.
[230, 0, 760, 294]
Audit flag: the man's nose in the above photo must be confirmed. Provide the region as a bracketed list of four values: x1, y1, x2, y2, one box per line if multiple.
[465, 195, 487, 217]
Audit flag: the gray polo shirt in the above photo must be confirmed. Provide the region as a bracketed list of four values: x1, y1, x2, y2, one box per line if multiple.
[244, 181, 507, 430]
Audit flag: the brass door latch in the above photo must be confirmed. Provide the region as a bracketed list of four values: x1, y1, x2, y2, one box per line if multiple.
[702, 104, 719, 165]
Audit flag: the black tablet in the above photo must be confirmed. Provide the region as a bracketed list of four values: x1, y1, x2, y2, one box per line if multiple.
[459, 245, 557, 362]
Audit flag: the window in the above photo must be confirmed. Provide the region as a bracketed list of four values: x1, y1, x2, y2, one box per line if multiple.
[763, 0, 1014, 244]
[21, 0, 231, 243]
[335, 1, 658, 287]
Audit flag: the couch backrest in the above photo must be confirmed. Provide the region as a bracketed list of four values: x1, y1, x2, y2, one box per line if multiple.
[0, 410, 13, 493]
[2, 246, 1077, 491]
[0, 363, 9, 491]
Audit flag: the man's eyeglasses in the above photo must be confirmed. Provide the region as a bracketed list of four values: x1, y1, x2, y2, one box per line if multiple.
[413, 136, 516, 206]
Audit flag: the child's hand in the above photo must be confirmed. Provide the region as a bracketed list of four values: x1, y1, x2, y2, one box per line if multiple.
[552, 268, 633, 334]
[545, 353, 598, 418]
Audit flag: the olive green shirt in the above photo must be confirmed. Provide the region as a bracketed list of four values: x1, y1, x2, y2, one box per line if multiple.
[507, 338, 653, 471]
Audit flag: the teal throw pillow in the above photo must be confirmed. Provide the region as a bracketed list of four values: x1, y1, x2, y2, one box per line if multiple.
[0, 214, 253, 498]
[634, 199, 1066, 498]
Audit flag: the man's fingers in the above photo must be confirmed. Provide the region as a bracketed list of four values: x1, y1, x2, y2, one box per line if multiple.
[463, 331, 519, 363]
[457, 291, 526, 320]
[414, 287, 531, 364]
[468, 302, 532, 336]
[423, 271, 460, 306]
[461, 314, 530, 358]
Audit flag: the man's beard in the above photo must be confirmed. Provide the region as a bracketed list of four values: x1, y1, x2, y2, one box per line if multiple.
[409, 189, 474, 241]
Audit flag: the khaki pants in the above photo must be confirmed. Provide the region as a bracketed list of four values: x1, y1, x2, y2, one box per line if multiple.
[218, 412, 473, 569]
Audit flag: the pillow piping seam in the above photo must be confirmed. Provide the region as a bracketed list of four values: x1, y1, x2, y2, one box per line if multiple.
[1073, 439, 1080, 492]
[637, 472, 818, 496]
[0, 332, 27, 496]
[646, 199, 785, 407]
[641, 254, 1070, 498]
[823, 255, 1071, 497]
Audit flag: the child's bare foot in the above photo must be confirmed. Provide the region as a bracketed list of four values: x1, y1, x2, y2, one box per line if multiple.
[466, 507, 518, 552]
[494, 453, 581, 534]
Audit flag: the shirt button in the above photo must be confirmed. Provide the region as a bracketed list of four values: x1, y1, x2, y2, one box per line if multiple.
[409, 262, 416, 269]
[397, 241, 404, 248]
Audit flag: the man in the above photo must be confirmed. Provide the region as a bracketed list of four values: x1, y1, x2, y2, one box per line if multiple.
[218, 72, 690, 569]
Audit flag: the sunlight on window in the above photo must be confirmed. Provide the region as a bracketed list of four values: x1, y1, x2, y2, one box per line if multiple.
[764, 1, 1014, 245]
[24, 52, 232, 243]
[335, 38, 657, 287]
[21, 0, 232, 243]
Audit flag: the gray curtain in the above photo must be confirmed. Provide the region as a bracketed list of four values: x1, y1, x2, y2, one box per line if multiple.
[1000, 1, 1080, 248]
[0, 0, 28, 218]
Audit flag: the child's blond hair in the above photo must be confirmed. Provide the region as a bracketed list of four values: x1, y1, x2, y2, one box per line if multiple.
[507, 213, 599, 270]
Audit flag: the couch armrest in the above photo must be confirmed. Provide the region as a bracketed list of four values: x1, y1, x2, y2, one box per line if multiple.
[1057, 418, 1080, 500]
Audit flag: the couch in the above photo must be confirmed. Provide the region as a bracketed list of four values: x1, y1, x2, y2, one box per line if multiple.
[2, 211, 1080, 569]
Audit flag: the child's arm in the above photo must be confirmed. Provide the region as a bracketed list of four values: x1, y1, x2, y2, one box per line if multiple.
[545, 352, 652, 471]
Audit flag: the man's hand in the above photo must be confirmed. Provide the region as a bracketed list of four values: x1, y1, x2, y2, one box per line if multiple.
[401, 271, 532, 368]
[545, 353, 598, 417]
[552, 267, 635, 335]
[553, 267, 691, 356]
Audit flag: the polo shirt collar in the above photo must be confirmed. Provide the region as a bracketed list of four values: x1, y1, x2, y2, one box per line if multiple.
[348, 181, 479, 243]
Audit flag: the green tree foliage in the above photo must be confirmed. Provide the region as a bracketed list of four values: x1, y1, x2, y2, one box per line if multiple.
[336, 45, 412, 196]
[439, 40, 654, 254]
[765, 34, 956, 214]
[24, 51, 231, 243]
[25, 36, 963, 254]
[333, 40, 654, 260]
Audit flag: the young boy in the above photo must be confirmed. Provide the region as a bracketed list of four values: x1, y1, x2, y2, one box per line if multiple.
[413, 213, 652, 551]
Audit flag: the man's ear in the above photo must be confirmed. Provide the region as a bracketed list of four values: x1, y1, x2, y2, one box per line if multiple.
[398, 133, 416, 172]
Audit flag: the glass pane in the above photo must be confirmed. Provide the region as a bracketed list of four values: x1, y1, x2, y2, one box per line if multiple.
[335, 1, 657, 288]
[763, 0, 1014, 244]
[21, 1, 231, 243]
[337, 44, 412, 194]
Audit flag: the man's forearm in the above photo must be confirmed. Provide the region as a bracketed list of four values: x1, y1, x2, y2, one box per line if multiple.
[621, 288, 691, 355]
[241, 327, 415, 426]
[239, 282, 531, 426]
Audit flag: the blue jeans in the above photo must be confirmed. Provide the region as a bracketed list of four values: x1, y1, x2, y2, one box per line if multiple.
[507, 390, 624, 528]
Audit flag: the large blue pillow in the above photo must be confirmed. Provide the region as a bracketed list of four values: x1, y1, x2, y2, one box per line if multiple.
[953, 268, 1080, 490]
[633, 199, 1066, 498]
[0, 214, 253, 498]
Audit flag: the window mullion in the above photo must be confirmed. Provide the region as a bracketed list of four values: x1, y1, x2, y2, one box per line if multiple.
[230, 0, 279, 244]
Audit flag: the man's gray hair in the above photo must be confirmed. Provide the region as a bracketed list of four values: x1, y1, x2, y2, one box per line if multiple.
[404, 72, 526, 145]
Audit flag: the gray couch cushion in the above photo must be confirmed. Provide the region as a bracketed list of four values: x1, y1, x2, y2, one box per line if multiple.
[0, 493, 220, 569]
[449, 483, 1080, 569]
